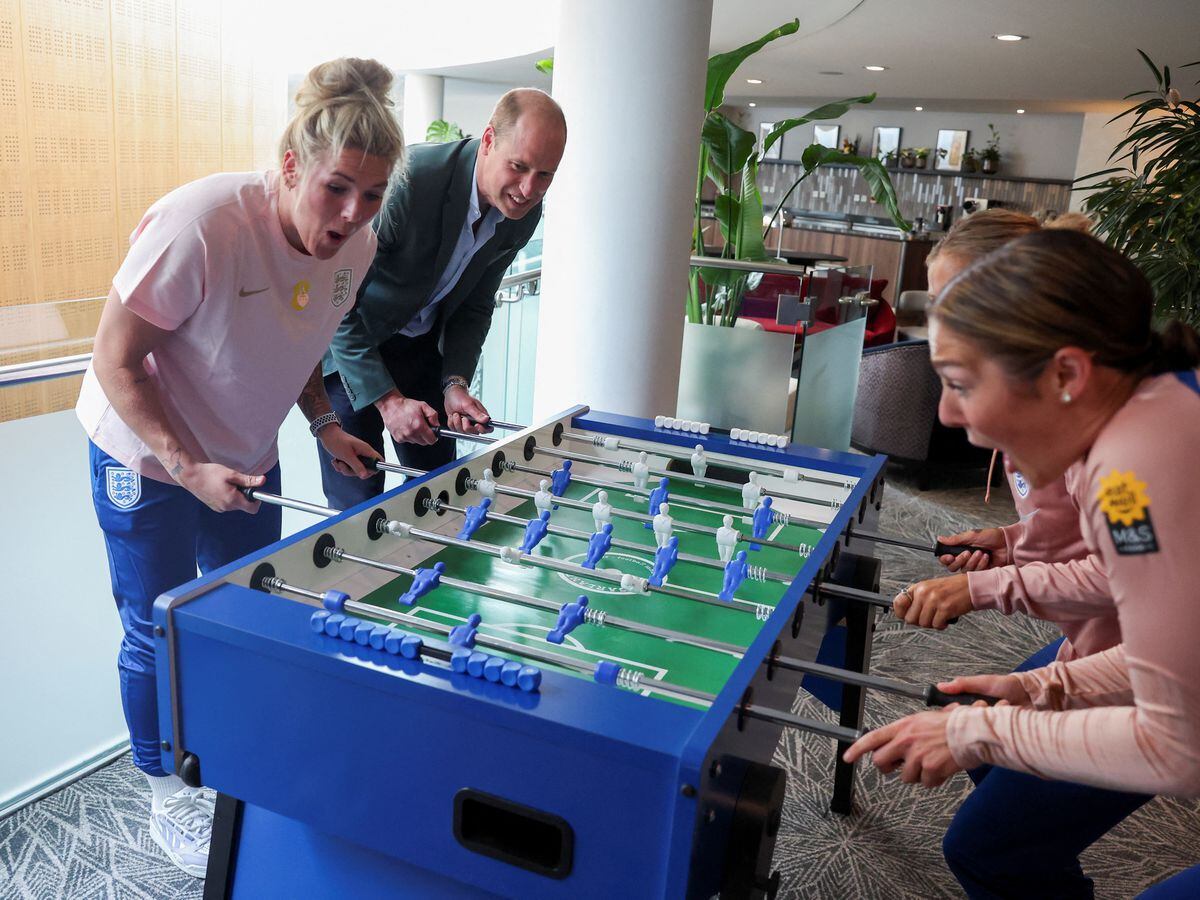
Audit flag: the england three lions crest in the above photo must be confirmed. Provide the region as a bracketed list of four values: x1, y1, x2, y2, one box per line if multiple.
[106, 467, 141, 509]
[331, 268, 353, 307]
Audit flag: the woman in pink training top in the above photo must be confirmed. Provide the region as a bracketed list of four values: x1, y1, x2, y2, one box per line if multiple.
[77, 58, 404, 877]
[846, 230, 1200, 898]
[895, 210, 1118, 660]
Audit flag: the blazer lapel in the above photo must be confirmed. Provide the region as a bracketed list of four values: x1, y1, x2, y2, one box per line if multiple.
[430, 139, 480, 286]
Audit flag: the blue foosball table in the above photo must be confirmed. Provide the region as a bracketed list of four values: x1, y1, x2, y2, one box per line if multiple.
[155, 407, 901, 899]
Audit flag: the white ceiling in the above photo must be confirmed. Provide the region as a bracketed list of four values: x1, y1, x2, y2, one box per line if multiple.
[410, 0, 1200, 114]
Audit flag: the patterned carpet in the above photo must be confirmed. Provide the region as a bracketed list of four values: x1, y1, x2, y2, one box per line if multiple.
[2, 465, 1196, 899]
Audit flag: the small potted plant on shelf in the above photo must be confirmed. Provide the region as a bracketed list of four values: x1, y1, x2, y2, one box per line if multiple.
[981, 123, 1001, 174]
[899, 147, 916, 168]
[913, 147, 930, 169]
[883, 148, 898, 169]
[962, 148, 979, 173]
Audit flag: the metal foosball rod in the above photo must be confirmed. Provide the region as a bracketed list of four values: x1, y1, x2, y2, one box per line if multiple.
[560, 429, 851, 489]
[455, 469, 813, 557]
[258, 570, 864, 743]
[846, 525, 993, 561]
[530, 441, 849, 507]
[431, 497, 794, 584]
[502, 457, 833, 525]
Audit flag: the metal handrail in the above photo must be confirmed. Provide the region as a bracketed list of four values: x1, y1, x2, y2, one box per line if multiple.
[2, 267, 547, 388]
[689, 255, 808, 277]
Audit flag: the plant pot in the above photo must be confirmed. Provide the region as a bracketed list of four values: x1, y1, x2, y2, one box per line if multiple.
[982, 158, 998, 174]
[676, 322, 794, 433]
[963, 158, 979, 174]
[899, 157, 915, 169]
[915, 157, 928, 170]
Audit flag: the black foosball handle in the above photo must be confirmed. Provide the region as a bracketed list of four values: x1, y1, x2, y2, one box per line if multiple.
[933, 540, 993, 560]
[924, 686, 1000, 708]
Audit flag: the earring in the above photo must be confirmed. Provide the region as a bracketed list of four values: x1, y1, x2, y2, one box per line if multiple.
[1061, 391, 1072, 404]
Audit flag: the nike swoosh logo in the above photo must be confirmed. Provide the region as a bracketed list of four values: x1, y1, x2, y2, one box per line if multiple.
[238, 287, 268, 297]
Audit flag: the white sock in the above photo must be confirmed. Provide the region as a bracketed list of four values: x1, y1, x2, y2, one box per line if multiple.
[146, 773, 187, 814]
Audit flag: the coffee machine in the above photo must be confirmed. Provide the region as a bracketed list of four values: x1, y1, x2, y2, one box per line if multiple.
[962, 197, 1005, 215]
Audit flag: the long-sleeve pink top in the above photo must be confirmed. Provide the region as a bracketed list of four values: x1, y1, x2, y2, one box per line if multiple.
[946, 371, 1200, 797]
[967, 458, 1122, 661]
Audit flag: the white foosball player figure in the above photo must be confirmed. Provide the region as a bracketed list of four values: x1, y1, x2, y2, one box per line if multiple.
[690, 444, 707, 478]
[477, 468, 497, 500]
[632, 451, 650, 490]
[741, 472, 763, 510]
[652, 502, 673, 548]
[592, 490, 613, 532]
[716, 514, 738, 563]
[534, 479, 554, 515]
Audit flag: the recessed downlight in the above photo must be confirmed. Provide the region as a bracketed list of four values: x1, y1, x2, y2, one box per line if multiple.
[993, 33, 1028, 41]
[914, 106, 923, 111]
[746, 78, 764, 84]
[748, 102, 757, 108]
[1017, 108, 1026, 114]
[864, 65, 887, 72]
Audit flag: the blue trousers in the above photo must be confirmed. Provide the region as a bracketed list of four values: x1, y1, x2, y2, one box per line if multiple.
[945, 637, 1153, 898]
[89, 442, 281, 775]
[318, 332, 453, 512]
[1139, 864, 1200, 897]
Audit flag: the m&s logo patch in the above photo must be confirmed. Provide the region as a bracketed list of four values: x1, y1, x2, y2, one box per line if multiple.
[1098, 469, 1158, 555]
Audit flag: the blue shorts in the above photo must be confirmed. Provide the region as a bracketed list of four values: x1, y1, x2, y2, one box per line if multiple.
[89, 442, 281, 775]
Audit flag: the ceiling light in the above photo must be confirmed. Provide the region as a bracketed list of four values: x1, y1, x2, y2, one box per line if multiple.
[864, 65, 887, 72]
[746, 78, 763, 84]
[1017, 108, 1025, 114]
[748, 102, 757, 108]
[993, 34, 1028, 41]
[914, 106, 923, 111]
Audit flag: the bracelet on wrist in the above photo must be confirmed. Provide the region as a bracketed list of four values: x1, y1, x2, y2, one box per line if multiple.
[309, 411, 341, 436]
[441, 376, 470, 394]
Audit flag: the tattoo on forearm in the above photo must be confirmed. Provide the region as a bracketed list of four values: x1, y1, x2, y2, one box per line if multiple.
[297, 365, 332, 421]
[163, 448, 185, 482]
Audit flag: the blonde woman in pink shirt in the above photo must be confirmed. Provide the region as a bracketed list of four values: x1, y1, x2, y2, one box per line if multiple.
[846, 230, 1200, 898]
[78, 58, 404, 877]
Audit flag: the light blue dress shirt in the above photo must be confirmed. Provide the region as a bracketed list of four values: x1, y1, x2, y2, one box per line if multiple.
[400, 154, 503, 338]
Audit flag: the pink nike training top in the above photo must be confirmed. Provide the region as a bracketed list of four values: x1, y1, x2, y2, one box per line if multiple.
[947, 371, 1200, 796]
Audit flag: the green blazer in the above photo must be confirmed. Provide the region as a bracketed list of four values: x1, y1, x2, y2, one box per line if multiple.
[323, 139, 541, 410]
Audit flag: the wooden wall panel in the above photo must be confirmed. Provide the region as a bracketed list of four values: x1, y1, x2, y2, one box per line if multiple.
[175, 0, 220, 183]
[0, 0, 35, 314]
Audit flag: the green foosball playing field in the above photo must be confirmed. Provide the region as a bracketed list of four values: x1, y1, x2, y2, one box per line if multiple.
[356, 472, 828, 703]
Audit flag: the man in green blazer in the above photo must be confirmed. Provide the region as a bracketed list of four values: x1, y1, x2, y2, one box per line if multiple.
[318, 89, 566, 508]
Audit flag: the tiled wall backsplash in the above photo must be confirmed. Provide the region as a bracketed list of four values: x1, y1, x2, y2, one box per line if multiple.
[759, 163, 1074, 223]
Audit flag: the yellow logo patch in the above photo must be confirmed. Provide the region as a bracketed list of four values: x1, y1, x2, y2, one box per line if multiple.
[1097, 470, 1150, 526]
[291, 280, 312, 310]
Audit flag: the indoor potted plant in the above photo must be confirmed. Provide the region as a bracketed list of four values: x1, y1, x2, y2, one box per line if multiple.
[962, 148, 980, 173]
[883, 148, 898, 169]
[1079, 49, 1200, 325]
[913, 147, 930, 169]
[980, 124, 1001, 174]
[899, 147, 916, 168]
[682, 19, 907, 430]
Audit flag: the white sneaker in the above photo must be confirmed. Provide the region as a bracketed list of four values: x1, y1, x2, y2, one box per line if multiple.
[149, 787, 216, 878]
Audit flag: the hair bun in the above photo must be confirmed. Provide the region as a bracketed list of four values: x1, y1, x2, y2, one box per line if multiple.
[294, 57, 394, 110]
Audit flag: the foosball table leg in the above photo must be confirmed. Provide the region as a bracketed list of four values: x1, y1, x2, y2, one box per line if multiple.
[828, 552, 880, 815]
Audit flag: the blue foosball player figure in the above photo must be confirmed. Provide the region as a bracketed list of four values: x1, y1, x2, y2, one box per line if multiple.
[456, 498, 492, 541]
[749, 496, 774, 551]
[644, 477, 669, 528]
[520, 510, 552, 553]
[550, 459, 573, 496]
[648, 536, 680, 587]
[581, 523, 614, 569]
[719, 550, 750, 601]
[547, 595, 589, 644]
[398, 561, 446, 606]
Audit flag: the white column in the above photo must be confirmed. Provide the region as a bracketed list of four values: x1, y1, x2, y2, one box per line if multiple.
[402, 73, 445, 144]
[533, 0, 712, 421]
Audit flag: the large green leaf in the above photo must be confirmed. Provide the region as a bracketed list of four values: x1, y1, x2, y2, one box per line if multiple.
[425, 119, 466, 143]
[704, 19, 799, 112]
[763, 94, 877, 155]
[799, 145, 910, 231]
[702, 112, 756, 185]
